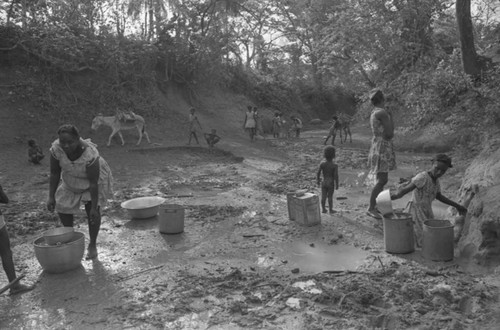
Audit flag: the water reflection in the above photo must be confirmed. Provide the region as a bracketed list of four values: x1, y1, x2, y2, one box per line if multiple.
[285, 241, 369, 273]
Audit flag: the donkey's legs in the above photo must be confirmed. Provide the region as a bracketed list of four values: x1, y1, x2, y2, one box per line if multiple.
[117, 131, 125, 145]
[107, 130, 119, 146]
[135, 127, 143, 145]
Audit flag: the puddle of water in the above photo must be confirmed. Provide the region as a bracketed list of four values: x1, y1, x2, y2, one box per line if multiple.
[284, 241, 369, 273]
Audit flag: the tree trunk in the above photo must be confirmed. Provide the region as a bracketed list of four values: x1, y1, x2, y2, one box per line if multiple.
[456, 0, 483, 77]
[21, 0, 27, 29]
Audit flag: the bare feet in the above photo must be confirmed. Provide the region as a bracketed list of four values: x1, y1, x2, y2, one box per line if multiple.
[10, 283, 34, 295]
[86, 245, 98, 260]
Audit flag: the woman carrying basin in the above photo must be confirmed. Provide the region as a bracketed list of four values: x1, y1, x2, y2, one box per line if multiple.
[390, 154, 467, 247]
[47, 124, 113, 260]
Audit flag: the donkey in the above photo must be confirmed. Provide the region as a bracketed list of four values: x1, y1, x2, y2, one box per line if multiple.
[91, 113, 151, 146]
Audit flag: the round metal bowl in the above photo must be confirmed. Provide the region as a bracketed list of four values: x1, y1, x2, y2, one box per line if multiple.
[121, 196, 166, 219]
[34, 232, 85, 274]
[43, 227, 75, 246]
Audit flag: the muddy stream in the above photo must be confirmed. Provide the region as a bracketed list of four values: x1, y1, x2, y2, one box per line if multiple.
[0, 128, 498, 329]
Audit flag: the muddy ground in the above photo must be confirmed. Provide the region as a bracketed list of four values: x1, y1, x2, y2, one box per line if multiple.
[0, 127, 499, 330]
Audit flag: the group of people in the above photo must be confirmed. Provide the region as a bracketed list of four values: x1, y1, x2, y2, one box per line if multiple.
[2, 94, 469, 294]
[187, 107, 221, 151]
[317, 89, 467, 248]
[270, 112, 303, 139]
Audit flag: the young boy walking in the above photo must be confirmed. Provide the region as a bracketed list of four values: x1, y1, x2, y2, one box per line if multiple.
[317, 146, 339, 214]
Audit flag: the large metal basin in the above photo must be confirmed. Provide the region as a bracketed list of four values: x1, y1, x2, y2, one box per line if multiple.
[121, 196, 166, 219]
[43, 227, 75, 245]
[34, 231, 85, 274]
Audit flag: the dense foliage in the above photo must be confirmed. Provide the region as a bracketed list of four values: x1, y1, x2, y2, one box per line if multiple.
[1, 0, 500, 144]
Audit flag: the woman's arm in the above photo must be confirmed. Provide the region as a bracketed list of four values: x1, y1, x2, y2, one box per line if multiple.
[436, 193, 467, 215]
[47, 154, 62, 211]
[48, 155, 62, 198]
[391, 182, 417, 200]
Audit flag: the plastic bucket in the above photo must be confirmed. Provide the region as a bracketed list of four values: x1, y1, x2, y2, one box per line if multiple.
[159, 204, 184, 234]
[382, 212, 415, 254]
[423, 219, 454, 261]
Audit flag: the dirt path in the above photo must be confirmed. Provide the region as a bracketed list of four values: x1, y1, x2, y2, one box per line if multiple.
[0, 126, 498, 329]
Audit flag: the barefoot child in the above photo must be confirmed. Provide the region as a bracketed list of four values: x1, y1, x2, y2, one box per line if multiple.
[28, 139, 45, 165]
[0, 183, 34, 295]
[187, 107, 203, 145]
[317, 146, 339, 214]
[391, 154, 467, 247]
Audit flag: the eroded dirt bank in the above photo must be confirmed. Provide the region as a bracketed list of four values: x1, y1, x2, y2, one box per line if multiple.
[0, 129, 499, 330]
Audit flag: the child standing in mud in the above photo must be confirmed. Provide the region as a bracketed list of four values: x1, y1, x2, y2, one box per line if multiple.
[317, 146, 339, 214]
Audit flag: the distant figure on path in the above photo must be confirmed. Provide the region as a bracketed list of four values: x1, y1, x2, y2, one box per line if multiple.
[28, 139, 45, 165]
[272, 112, 282, 138]
[0, 184, 34, 295]
[323, 116, 342, 145]
[366, 90, 396, 219]
[243, 105, 257, 141]
[252, 107, 262, 137]
[338, 113, 353, 143]
[290, 116, 303, 138]
[204, 129, 221, 153]
[47, 124, 113, 259]
[187, 107, 203, 145]
[317, 146, 339, 214]
[391, 154, 467, 247]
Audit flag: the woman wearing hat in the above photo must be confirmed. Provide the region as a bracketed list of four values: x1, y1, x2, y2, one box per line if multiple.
[391, 154, 467, 247]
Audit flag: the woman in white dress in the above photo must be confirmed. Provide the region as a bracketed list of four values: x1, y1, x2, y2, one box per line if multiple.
[47, 124, 113, 259]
